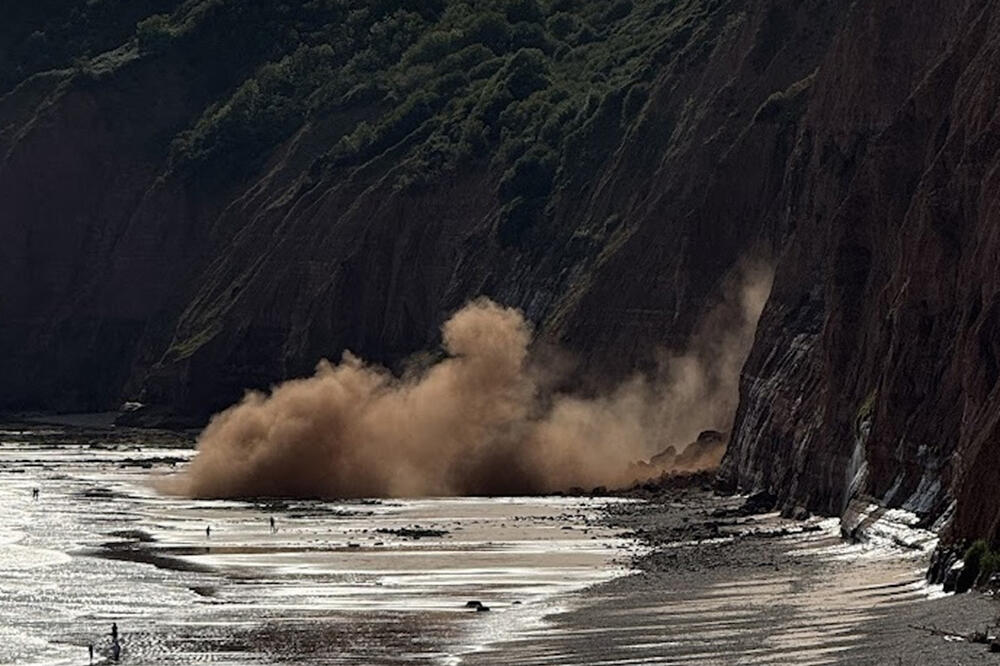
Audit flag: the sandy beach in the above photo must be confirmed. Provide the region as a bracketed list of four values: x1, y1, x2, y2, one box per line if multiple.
[0, 423, 637, 664]
[2, 422, 998, 665]
[469, 485, 1000, 665]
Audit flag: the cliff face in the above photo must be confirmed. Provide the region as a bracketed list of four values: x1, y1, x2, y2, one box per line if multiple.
[721, 0, 1000, 543]
[4, 1, 1000, 541]
[1, 0, 840, 418]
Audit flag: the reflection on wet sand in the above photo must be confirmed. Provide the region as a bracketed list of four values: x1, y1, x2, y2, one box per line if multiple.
[0, 425, 636, 665]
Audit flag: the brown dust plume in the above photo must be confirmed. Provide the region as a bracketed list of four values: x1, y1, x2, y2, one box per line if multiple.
[168, 268, 772, 498]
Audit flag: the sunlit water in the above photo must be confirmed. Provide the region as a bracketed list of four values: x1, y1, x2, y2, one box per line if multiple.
[0, 425, 637, 665]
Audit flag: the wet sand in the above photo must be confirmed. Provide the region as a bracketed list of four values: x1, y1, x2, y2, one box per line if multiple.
[3, 422, 998, 665]
[0, 424, 636, 665]
[469, 486, 1000, 664]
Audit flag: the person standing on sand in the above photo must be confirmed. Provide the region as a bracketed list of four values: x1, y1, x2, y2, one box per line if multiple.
[270, 516, 276, 534]
[110, 622, 118, 642]
[206, 525, 211, 539]
[111, 638, 121, 662]
[31, 488, 38, 500]
[89, 642, 94, 664]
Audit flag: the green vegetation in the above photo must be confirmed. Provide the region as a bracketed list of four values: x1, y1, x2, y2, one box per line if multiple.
[6, 1, 709, 242]
[958, 539, 1000, 592]
[136, 14, 177, 54]
[854, 388, 878, 439]
[155, 0, 692, 224]
[170, 44, 339, 183]
[1, 0, 184, 92]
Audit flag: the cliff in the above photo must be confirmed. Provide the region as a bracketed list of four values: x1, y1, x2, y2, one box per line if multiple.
[720, 0, 1000, 546]
[4, 0, 1000, 543]
[2, 0, 835, 416]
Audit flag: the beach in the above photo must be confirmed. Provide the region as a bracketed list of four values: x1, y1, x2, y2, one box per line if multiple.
[0, 423, 636, 664]
[473, 486, 999, 664]
[1, 422, 996, 665]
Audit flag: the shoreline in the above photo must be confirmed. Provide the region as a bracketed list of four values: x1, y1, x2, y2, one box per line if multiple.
[0, 422, 642, 665]
[461, 483, 1000, 664]
[5, 418, 999, 663]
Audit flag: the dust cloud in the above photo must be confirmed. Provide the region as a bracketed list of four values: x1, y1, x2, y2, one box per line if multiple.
[168, 266, 772, 498]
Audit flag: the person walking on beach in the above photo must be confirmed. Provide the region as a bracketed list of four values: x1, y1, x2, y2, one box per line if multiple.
[88, 642, 94, 664]
[31, 487, 38, 500]
[270, 516, 276, 534]
[206, 525, 211, 539]
[110, 622, 118, 642]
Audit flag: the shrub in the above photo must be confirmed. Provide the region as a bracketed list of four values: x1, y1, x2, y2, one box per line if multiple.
[981, 548, 1000, 585]
[460, 117, 488, 157]
[499, 145, 557, 201]
[510, 21, 554, 52]
[434, 71, 469, 95]
[364, 90, 440, 155]
[505, 0, 545, 25]
[150, 0, 710, 201]
[170, 45, 338, 183]
[437, 44, 494, 75]
[958, 540, 994, 592]
[466, 12, 511, 53]
[136, 14, 174, 54]
[469, 57, 505, 80]
[502, 48, 550, 99]
[172, 78, 300, 180]
[570, 23, 599, 45]
[368, 10, 428, 62]
[606, 0, 634, 21]
[403, 29, 463, 65]
[539, 100, 577, 144]
[546, 13, 580, 40]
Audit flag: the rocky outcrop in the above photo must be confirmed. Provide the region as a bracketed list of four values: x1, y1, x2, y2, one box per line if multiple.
[721, 0, 1000, 544]
[650, 430, 727, 472]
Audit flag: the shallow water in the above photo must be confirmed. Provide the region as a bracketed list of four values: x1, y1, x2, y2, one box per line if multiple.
[0, 425, 636, 665]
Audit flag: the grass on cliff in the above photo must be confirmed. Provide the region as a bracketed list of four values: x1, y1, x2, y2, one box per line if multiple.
[5, 1, 720, 247]
[144, 0, 708, 245]
[0, 0, 185, 93]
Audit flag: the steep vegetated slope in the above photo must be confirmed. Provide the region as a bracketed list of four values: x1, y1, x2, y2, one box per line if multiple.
[5, 0, 1000, 542]
[1, 0, 836, 417]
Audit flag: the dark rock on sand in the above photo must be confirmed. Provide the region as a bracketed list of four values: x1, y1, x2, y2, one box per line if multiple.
[376, 527, 449, 539]
[741, 491, 778, 515]
[649, 431, 728, 474]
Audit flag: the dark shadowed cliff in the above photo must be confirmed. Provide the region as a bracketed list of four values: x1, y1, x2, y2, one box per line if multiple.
[2, 0, 834, 416]
[4, 0, 1000, 544]
[719, 0, 1000, 547]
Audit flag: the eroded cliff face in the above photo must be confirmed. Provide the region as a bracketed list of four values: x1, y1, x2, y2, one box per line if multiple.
[4, 0, 1000, 541]
[721, 0, 1000, 543]
[1, 0, 840, 420]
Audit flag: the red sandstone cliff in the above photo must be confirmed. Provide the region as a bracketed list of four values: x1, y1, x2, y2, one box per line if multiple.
[721, 0, 1000, 544]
